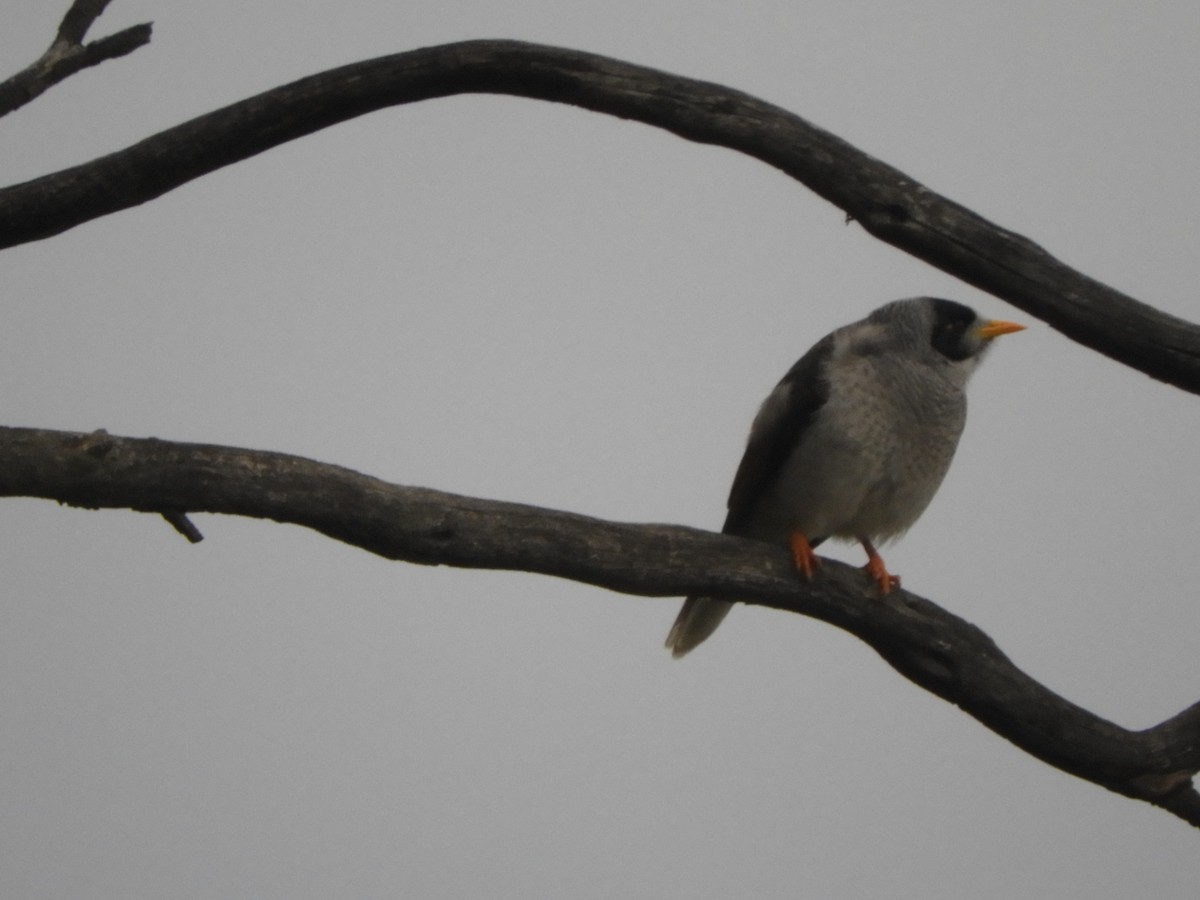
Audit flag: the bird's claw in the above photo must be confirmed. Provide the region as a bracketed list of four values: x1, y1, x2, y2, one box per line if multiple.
[863, 556, 900, 595]
[859, 537, 899, 595]
[789, 531, 820, 580]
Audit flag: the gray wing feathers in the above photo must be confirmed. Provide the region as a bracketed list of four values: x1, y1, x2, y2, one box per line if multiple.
[723, 333, 834, 535]
[664, 332, 835, 658]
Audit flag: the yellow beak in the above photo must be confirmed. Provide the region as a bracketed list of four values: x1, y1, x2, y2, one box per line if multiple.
[976, 319, 1026, 340]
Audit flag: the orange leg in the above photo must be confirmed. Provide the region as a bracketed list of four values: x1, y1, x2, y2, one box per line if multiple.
[789, 531, 820, 580]
[858, 536, 900, 595]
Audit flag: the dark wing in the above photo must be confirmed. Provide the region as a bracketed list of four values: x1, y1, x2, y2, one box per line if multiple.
[722, 333, 835, 536]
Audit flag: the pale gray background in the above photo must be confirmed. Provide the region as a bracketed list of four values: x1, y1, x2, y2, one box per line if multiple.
[3, 1, 1200, 897]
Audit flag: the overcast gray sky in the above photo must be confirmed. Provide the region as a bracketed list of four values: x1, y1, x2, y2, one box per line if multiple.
[4, 1, 1200, 897]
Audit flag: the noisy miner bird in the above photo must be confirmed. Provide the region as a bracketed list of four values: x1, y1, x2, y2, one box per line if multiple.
[665, 297, 1024, 658]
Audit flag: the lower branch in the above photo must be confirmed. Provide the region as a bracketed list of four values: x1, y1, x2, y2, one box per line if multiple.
[1, 424, 1197, 827]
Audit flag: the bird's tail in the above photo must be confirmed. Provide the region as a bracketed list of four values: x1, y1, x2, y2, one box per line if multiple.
[664, 596, 734, 658]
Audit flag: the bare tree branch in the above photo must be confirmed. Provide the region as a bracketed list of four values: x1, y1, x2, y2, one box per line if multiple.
[161, 510, 204, 543]
[0, 0, 152, 119]
[57, 0, 117, 44]
[0, 424, 1197, 827]
[0, 40, 1197, 391]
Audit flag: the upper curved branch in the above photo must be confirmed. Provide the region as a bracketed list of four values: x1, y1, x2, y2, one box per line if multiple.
[0, 424, 1197, 828]
[0, 40, 1197, 390]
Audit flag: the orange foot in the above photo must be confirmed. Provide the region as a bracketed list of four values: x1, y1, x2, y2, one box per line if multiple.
[789, 531, 820, 580]
[859, 536, 900, 595]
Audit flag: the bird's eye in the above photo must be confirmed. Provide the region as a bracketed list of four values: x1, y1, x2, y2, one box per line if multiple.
[931, 318, 973, 361]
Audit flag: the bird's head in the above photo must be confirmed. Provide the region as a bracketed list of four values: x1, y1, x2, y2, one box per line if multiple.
[870, 297, 1024, 370]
